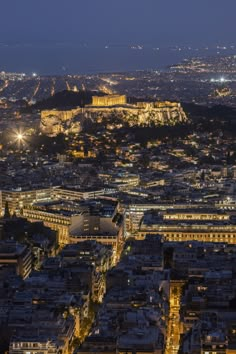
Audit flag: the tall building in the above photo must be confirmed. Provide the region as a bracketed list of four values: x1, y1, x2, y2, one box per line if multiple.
[0, 241, 32, 279]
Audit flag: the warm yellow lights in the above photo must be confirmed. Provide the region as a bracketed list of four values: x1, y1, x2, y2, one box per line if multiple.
[12, 129, 27, 146]
[17, 133, 24, 141]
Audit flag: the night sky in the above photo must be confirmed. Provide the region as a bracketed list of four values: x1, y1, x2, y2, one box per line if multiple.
[1, 0, 236, 46]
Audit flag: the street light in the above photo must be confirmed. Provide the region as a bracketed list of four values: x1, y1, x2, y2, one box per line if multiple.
[17, 133, 24, 141]
[13, 130, 27, 148]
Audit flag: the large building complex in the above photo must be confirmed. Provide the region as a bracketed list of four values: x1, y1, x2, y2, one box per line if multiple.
[0, 188, 52, 215]
[0, 187, 114, 216]
[138, 208, 236, 244]
[22, 199, 124, 249]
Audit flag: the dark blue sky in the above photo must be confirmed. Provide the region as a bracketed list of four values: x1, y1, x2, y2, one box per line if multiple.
[1, 0, 236, 45]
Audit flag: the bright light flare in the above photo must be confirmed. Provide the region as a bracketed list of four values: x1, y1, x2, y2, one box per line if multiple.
[12, 129, 27, 147]
[17, 133, 24, 141]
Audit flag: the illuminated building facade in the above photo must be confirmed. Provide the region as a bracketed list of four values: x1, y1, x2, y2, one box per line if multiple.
[52, 188, 110, 201]
[92, 95, 127, 106]
[22, 200, 124, 249]
[0, 188, 52, 215]
[22, 207, 71, 245]
[0, 187, 114, 216]
[9, 316, 75, 354]
[138, 209, 236, 244]
[9, 338, 64, 354]
[125, 203, 212, 234]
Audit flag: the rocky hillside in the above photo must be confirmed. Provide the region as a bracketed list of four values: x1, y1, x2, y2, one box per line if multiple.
[40, 101, 188, 136]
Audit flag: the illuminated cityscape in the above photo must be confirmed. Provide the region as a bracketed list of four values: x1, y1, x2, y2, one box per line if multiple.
[1, 1, 236, 354]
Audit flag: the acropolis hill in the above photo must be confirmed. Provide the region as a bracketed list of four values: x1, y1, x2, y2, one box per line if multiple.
[40, 95, 188, 136]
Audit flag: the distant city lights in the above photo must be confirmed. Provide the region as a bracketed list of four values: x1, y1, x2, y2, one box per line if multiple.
[210, 77, 230, 83]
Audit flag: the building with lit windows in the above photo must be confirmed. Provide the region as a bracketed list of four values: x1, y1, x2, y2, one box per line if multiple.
[0, 187, 115, 216]
[125, 203, 215, 234]
[9, 337, 64, 354]
[52, 187, 113, 201]
[9, 315, 75, 354]
[138, 209, 236, 244]
[0, 188, 52, 215]
[22, 206, 71, 244]
[22, 200, 124, 248]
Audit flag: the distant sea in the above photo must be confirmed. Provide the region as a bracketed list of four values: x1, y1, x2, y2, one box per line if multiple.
[0, 43, 236, 75]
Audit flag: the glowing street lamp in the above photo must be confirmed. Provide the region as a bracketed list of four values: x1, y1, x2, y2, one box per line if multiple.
[13, 130, 27, 148]
[17, 133, 24, 141]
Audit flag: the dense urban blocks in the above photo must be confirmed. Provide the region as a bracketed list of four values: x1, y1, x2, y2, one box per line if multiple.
[0, 54, 236, 354]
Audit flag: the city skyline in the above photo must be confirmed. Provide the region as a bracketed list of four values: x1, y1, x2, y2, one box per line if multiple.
[1, 2, 236, 354]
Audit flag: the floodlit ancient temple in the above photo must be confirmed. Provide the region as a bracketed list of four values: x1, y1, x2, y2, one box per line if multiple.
[92, 94, 127, 106]
[40, 95, 188, 136]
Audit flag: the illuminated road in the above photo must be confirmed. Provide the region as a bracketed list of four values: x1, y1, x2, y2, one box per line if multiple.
[165, 281, 184, 354]
[98, 84, 114, 95]
[32, 79, 41, 99]
[51, 78, 56, 96]
[65, 80, 71, 91]
[165, 310, 181, 354]
[0, 80, 9, 93]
